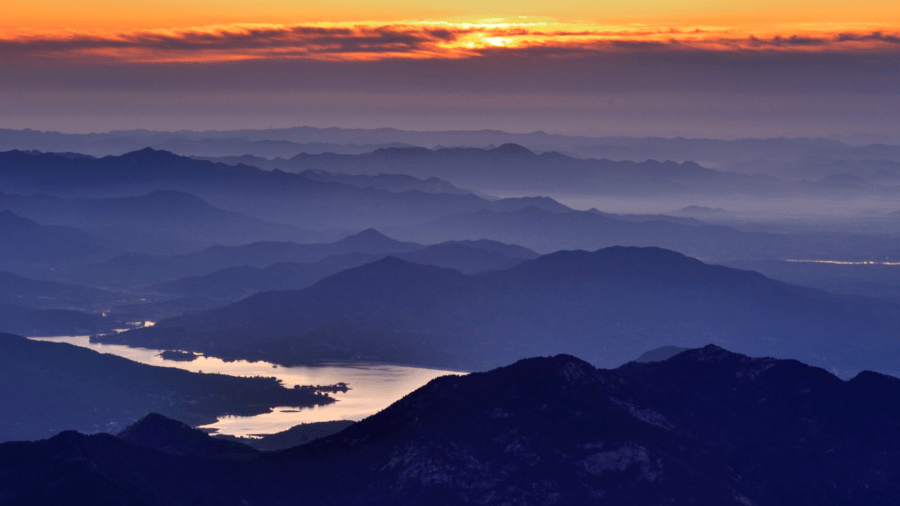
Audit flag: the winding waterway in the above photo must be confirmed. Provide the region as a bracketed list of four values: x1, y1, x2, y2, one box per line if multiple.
[28, 335, 462, 437]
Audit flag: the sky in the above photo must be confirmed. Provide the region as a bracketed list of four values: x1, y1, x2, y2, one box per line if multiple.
[1, 0, 899, 138]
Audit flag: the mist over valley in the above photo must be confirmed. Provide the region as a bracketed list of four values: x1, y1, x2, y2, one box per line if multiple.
[1, 125, 900, 504]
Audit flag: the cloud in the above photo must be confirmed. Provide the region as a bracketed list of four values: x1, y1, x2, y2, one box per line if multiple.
[1, 22, 899, 64]
[0, 23, 474, 63]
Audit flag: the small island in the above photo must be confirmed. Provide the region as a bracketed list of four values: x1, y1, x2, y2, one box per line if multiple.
[158, 350, 199, 362]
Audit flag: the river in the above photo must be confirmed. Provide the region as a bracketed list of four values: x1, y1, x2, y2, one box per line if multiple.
[28, 335, 463, 437]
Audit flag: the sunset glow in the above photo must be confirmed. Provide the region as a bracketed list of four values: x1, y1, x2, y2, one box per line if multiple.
[2, 18, 899, 63]
[2, 0, 899, 135]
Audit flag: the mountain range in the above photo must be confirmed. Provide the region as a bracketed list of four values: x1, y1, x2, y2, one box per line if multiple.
[101, 246, 900, 376]
[63, 228, 423, 288]
[4, 127, 899, 163]
[154, 238, 538, 302]
[193, 160, 483, 195]
[241, 143, 786, 196]
[387, 206, 900, 260]
[3, 346, 900, 505]
[0, 149, 572, 229]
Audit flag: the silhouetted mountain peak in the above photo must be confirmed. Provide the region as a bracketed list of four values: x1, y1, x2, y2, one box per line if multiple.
[313, 255, 467, 292]
[332, 228, 421, 253]
[520, 246, 697, 273]
[115, 147, 176, 160]
[490, 143, 535, 156]
[119, 412, 192, 438]
[337, 228, 392, 245]
[683, 343, 736, 362]
[506, 246, 774, 292]
[117, 412, 257, 456]
[546, 353, 599, 386]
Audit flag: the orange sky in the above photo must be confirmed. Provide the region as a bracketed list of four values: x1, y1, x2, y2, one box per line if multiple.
[3, 0, 899, 63]
[3, 0, 899, 136]
[5, 0, 900, 31]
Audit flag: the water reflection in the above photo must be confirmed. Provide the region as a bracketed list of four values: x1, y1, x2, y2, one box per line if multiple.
[28, 335, 462, 437]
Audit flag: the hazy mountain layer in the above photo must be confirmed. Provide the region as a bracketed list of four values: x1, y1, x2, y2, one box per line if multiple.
[102, 247, 900, 376]
[0, 149, 571, 229]
[65, 228, 422, 288]
[4, 127, 898, 163]
[0, 190, 320, 254]
[0, 303, 116, 337]
[0, 270, 117, 311]
[267, 144, 786, 196]
[155, 240, 536, 302]
[3, 346, 900, 505]
[196, 160, 483, 195]
[0, 210, 109, 268]
[388, 206, 900, 260]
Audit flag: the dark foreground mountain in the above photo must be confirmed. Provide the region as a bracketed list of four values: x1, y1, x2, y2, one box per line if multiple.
[211, 420, 356, 452]
[0, 333, 344, 442]
[105, 247, 900, 376]
[2, 346, 900, 505]
[117, 413, 257, 457]
[118, 413, 354, 454]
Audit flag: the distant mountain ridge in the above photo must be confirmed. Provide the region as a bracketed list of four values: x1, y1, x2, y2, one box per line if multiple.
[193, 160, 484, 196]
[387, 206, 900, 260]
[0, 148, 573, 229]
[272, 143, 782, 196]
[3, 126, 899, 163]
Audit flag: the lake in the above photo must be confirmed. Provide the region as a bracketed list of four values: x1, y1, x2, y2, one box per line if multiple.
[28, 335, 463, 437]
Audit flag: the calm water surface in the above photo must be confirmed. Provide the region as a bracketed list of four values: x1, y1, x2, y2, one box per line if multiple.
[28, 335, 462, 437]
